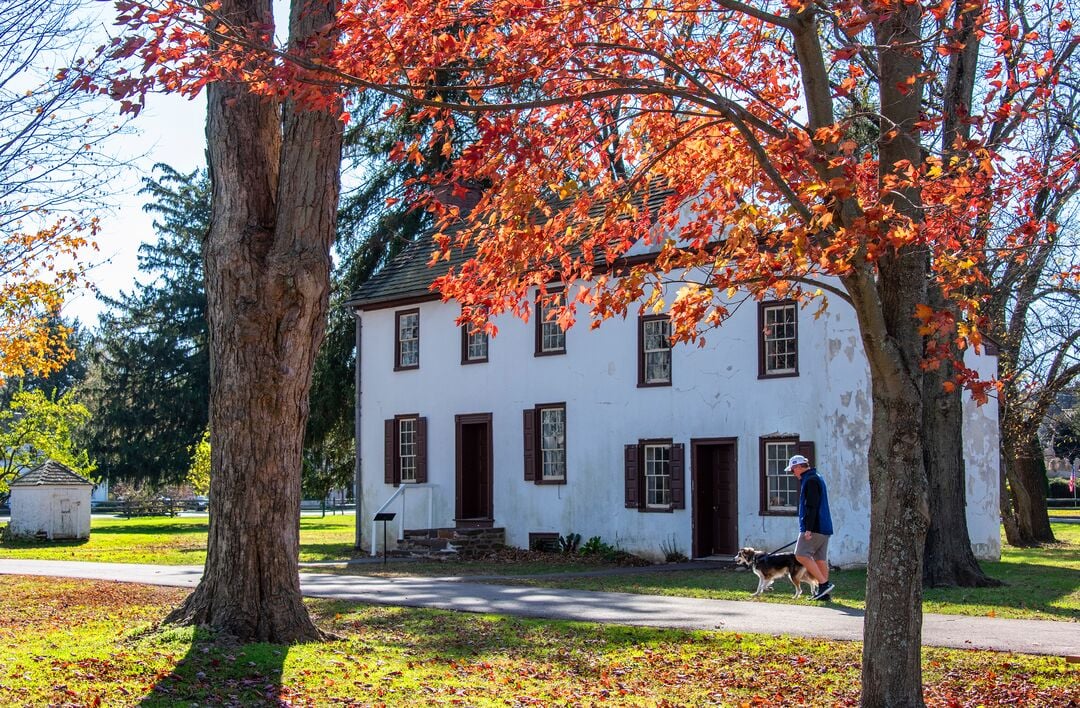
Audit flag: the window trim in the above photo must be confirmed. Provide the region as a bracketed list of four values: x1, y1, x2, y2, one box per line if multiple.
[638, 314, 673, 387]
[460, 323, 489, 365]
[759, 436, 799, 516]
[385, 414, 426, 487]
[533, 402, 567, 484]
[534, 287, 567, 356]
[758, 300, 799, 379]
[397, 415, 419, 483]
[640, 438, 675, 512]
[394, 308, 420, 371]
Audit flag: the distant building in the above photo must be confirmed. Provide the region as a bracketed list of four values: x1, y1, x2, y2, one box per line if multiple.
[8, 460, 93, 540]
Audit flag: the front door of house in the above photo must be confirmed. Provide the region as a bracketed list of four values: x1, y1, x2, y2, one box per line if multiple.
[455, 413, 493, 526]
[692, 439, 738, 557]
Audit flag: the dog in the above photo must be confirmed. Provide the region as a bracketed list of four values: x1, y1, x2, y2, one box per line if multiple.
[734, 546, 818, 598]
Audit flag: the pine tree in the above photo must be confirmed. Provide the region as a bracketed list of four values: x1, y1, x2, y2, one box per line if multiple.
[81, 164, 210, 486]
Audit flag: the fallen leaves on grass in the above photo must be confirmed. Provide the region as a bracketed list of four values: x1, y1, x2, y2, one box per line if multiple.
[0, 577, 1077, 707]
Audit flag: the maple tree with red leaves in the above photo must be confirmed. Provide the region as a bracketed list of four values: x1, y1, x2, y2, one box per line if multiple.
[98, 0, 1077, 703]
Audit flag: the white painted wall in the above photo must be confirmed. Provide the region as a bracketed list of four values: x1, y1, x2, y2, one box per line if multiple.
[9, 485, 92, 539]
[357, 288, 1000, 565]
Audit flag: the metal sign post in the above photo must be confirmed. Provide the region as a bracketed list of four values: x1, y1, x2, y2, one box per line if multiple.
[373, 512, 396, 566]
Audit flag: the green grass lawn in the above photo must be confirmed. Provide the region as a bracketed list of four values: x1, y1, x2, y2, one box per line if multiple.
[0, 513, 357, 564]
[0, 574, 1075, 707]
[1049, 507, 1080, 516]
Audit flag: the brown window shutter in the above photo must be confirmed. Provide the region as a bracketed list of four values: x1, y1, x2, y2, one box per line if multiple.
[670, 443, 685, 509]
[796, 440, 816, 467]
[523, 409, 536, 481]
[384, 419, 397, 486]
[416, 417, 428, 483]
[625, 444, 640, 508]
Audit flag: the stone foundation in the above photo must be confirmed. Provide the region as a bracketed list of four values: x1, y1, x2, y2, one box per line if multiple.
[396, 527, 506, 558]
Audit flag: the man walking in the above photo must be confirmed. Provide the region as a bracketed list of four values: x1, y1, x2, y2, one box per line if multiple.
[786, 454, 834, 601]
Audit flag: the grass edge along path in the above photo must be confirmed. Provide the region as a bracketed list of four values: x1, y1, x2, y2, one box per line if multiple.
[2, 517, 1077, 623]
[0, 574, 1076, 707]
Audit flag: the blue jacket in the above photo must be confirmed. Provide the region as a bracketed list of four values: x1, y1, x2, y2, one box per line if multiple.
[798, 468, 833, 535]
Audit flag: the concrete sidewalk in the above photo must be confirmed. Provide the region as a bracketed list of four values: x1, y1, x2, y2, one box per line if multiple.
[1, 559, 1077, 658]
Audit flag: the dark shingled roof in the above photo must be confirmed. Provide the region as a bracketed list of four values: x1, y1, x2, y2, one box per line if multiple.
[346, 232, 471, 310]
[10, 460, 93, 487]
[346, 187, 674, 311]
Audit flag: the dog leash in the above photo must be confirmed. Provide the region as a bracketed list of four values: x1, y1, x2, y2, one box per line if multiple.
[761, 540, 796, 558]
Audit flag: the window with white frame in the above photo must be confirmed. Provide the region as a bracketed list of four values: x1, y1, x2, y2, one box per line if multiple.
[396, 309, 419, 369]
[464, 327, 488, 363]
[640, 315, 672, 385]
[536, 288, 566, 355]
[644, 443, 672, 508]
[763, 438, 798, 512]
[399, 417, 418, 482]
[760, 302, 797, 376]
[539, 405, 566, 480]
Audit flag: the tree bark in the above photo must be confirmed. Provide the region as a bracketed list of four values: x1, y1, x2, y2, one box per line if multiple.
[922, 356, 1002, 587]
[921, 293, 1000, 587]
[856, 3, 930, 705]
[164, 0, 343, 643]
[1001, 431, 1056, 546]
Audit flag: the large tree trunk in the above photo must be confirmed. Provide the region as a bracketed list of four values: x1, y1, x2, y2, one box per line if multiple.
[165, 0, 343, 643]
[922, 299, 1000, 587]
[855, 3, 930, 705]
[850, 264, 929, 707]
[1001, 430, 1056, 546]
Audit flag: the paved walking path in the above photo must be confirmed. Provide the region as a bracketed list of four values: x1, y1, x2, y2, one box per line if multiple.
[1, 559, 1077, 658]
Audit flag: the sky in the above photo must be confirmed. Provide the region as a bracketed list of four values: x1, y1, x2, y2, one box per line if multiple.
[61, 91, 208, 328]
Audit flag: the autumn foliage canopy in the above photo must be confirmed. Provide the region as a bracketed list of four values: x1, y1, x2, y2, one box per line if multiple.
[103, 0, 1077, 397]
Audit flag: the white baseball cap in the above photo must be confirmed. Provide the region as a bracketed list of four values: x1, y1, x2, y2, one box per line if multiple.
[785, 454, 810, 472]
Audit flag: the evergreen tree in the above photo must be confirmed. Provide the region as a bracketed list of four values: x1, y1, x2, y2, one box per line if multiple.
[307, 89, 466, 467]
[81, 164, 210, 486]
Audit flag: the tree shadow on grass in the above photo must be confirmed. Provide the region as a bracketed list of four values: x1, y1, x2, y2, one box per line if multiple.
[308, 598, 686, 671]
[0, 536, 90, 550]
[137, 625, 292, 706]
[923, 562, 1080, 621]
[91, 522, 209, 536]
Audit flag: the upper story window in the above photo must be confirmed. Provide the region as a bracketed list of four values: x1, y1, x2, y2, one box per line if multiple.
[639, 315, 672, 386]
[395, 309, 419, 370]
[759, 301, 798, 377]
[522, 403, 567, 484]
[461, 325, 489, 364]
[759, 437, 814, 514]
[535, 287, 566, 356]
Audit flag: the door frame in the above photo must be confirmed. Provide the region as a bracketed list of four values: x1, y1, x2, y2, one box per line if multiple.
[454, 413, 493, 526]
[690, 437, 738, 558]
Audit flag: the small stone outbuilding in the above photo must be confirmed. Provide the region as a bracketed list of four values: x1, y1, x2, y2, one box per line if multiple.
[8, 460, 93, 540]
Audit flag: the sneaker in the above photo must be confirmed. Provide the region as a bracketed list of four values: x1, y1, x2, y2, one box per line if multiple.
[811, 582, 834, 600]
[814, 593, 832, 601]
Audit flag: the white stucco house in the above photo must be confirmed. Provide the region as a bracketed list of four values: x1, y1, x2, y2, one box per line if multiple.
[8, 460, 93, 540]
[347, 211, 1001, 566]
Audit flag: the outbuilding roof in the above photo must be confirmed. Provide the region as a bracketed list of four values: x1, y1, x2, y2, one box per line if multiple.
[9, 460, 93, 487]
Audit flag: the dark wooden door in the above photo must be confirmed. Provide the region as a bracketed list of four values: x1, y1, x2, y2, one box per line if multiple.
[692, 440, 738, 556]
[456, 414, 493, 524]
